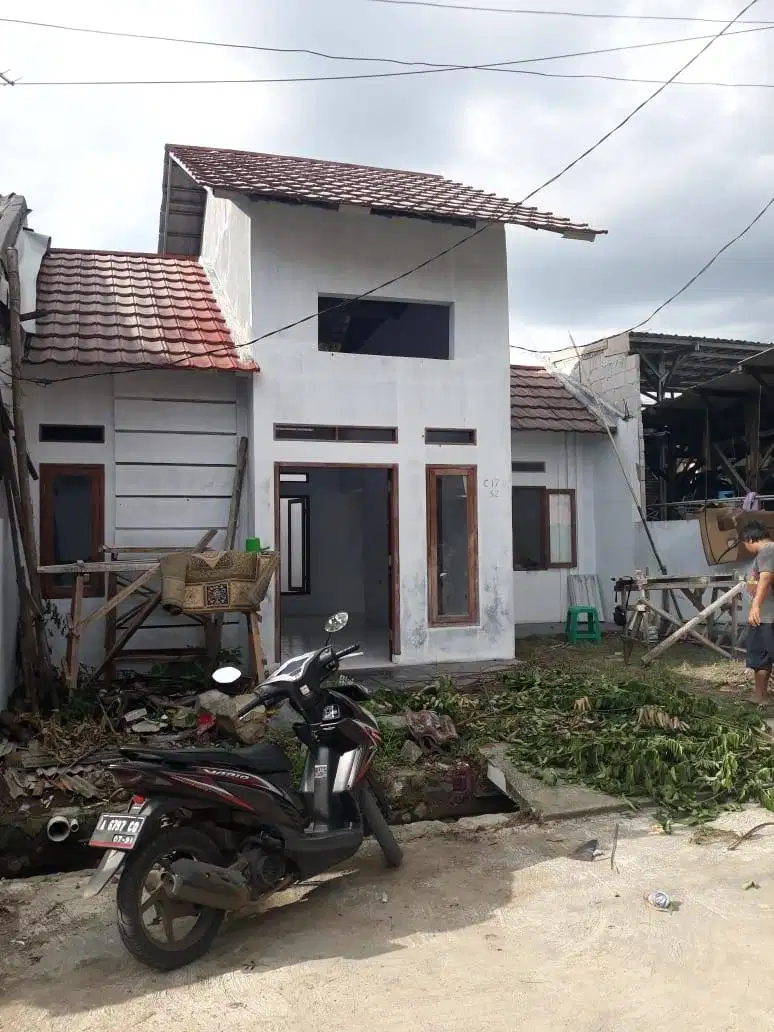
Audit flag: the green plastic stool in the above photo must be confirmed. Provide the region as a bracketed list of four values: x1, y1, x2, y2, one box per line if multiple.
[565, 605, 602, 644]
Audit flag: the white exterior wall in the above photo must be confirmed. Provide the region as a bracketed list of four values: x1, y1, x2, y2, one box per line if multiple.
[220, 200, 516, 665]
[21, 364, 248, 668]
[199, 191, 253, 349]
[511, 430, 599, 626]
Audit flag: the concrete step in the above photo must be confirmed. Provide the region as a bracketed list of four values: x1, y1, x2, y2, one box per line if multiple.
[479, 743, 628, 821]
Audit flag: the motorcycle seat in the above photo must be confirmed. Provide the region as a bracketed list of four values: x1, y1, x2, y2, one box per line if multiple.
[118, 743, 292, 774]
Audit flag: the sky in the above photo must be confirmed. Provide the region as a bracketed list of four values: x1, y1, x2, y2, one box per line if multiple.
[1, 0, 774, 358]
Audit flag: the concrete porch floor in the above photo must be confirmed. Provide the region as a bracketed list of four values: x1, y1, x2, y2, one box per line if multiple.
[353, 659, 516, 694]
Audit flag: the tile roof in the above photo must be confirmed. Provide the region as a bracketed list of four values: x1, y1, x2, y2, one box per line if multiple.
[27, 249, 255, 372]
[167, 144, 604, 240]
[510, 365, 605, 434]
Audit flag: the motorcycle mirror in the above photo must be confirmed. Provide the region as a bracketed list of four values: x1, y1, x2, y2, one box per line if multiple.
[324, 611, 349, 634]
[211, 665, 243, 685]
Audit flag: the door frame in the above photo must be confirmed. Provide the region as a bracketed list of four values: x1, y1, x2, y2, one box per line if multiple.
[273, 462, 401, 664]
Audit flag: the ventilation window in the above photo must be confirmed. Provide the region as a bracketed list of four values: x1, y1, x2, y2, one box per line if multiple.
[425, 428, 476, 445]
[39, 424, 105, 444]
[318, 295, 451, 359]
[274, 424, 397, 443]
[280, 472, 309, 484]
[512, 461, 546, 473]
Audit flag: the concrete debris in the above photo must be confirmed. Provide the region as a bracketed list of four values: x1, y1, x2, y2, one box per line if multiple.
[3, 769, 25, 799]
[123, 707, 148, 726]
[0, 739, 16, 759]
[130, 719, 162, 734]
[400, 740, 423, 765]
[197, 689, 266, 745]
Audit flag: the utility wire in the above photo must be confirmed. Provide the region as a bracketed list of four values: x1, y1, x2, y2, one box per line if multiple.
[15, 0, 762, 385]
[2, 17, 773, 86]
[365, 0, 774, 24]
[629, 192, 774, 331]
[9, 63, 774, 90]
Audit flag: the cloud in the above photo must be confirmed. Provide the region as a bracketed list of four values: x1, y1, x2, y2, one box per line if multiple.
[2, 0, 773, 354]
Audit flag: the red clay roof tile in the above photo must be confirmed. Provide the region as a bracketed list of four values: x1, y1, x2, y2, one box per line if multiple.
[510, 365, 604, 434]
[28, 249, 255, 372]
[167, 144, 604, 239]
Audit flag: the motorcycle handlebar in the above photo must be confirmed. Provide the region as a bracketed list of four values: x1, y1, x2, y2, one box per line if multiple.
[334, 642, 360, 661]
[236, 642, 361, 721]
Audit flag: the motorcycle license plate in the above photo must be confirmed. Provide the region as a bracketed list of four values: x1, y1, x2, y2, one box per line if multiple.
[89, 813, 146, 851]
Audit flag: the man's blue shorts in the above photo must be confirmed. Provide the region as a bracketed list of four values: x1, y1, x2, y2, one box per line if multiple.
[746, 623, 774, 671]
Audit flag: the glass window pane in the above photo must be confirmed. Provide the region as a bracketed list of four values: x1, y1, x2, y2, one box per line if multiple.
[279, 497, 290, 592]
[548, 493, 573, 565]
[289, 499, 304, 590]
[51, 474, 94, 588]
[512, 488, 545, 570]
[435, 474, 471, 617]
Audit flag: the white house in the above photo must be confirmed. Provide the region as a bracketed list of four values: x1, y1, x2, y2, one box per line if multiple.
[509, 365, 635, 629]
[5, 144, 608, 696]
[158, 143, 605, 667]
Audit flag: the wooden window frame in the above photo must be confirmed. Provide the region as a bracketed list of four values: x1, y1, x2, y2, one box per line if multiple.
[426, 465, 479, 627]
[39, 463, 105, 599]
[511, 486, 577, 571]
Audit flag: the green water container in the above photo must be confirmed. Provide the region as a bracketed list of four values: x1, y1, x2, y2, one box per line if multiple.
[245, 537, 262, 553]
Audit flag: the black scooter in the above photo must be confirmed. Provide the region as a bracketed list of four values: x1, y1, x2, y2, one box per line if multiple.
[85, 611, 402, 971]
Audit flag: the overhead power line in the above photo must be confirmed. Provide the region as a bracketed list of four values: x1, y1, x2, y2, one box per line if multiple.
[365, 0, 774, 25]
[1, 16, 773, 87]
[15, 0, 762, 385]
[629, 193, 774, 331]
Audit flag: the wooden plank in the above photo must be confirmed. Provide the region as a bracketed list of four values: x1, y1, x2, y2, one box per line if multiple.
[639, 597, 732, 660]
[713, 443, 749, 495]
[39, 561, 156, 574]
[78, 566, 159, 632]
[115, 432, 237, 466]
[114, 399, 236, 434]
[116, 497, 229, 530]
[65, 574, 85, 697]
[641, 581, 745, 666]
[114, 369, 237, 402]
[208, 436, 249, 665]
[745, 393, 762, 494]
[85, 529, 218, 687]
[116, 464, 236, 497]
[248, 611, 266, 682]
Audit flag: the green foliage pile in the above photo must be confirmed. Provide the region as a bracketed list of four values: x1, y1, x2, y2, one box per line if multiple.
[377, 668, 774, 824]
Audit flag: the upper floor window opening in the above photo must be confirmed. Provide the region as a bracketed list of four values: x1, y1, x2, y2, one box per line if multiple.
[318, 295, 451, 360]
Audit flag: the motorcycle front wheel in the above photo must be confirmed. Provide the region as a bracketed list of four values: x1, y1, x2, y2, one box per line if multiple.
[361, 780, 403, 868]
[116, 826, 226, 971]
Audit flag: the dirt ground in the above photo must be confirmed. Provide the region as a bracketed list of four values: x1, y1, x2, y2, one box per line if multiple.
[519, 633, 759, 705]
[3, 807, 774, 1032]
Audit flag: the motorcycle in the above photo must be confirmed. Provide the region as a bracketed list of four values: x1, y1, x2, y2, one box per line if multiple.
[84, 611, 402, 971]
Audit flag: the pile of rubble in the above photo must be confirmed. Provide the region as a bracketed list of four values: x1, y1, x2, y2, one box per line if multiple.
[0, 682, 267, 813]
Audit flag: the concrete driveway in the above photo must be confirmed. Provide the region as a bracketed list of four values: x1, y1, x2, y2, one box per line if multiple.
[2, 808, 774, 1032]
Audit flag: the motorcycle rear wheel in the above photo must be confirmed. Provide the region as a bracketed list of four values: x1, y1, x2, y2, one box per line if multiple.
[361, 781, 403, 868]
[116, 826, 226, 971]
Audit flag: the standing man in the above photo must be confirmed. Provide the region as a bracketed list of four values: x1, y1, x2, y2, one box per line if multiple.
[742, 521, 774, 704]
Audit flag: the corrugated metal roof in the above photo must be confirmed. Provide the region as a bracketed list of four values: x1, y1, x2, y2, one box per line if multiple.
[165, 143, 605, 240]
[27, 249, 255, 372]
[510, 365, 605, 434]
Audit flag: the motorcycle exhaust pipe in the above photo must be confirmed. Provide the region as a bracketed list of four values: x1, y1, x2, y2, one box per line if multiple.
[162, 858, 251, 911]
[46, 815, 80, 843]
